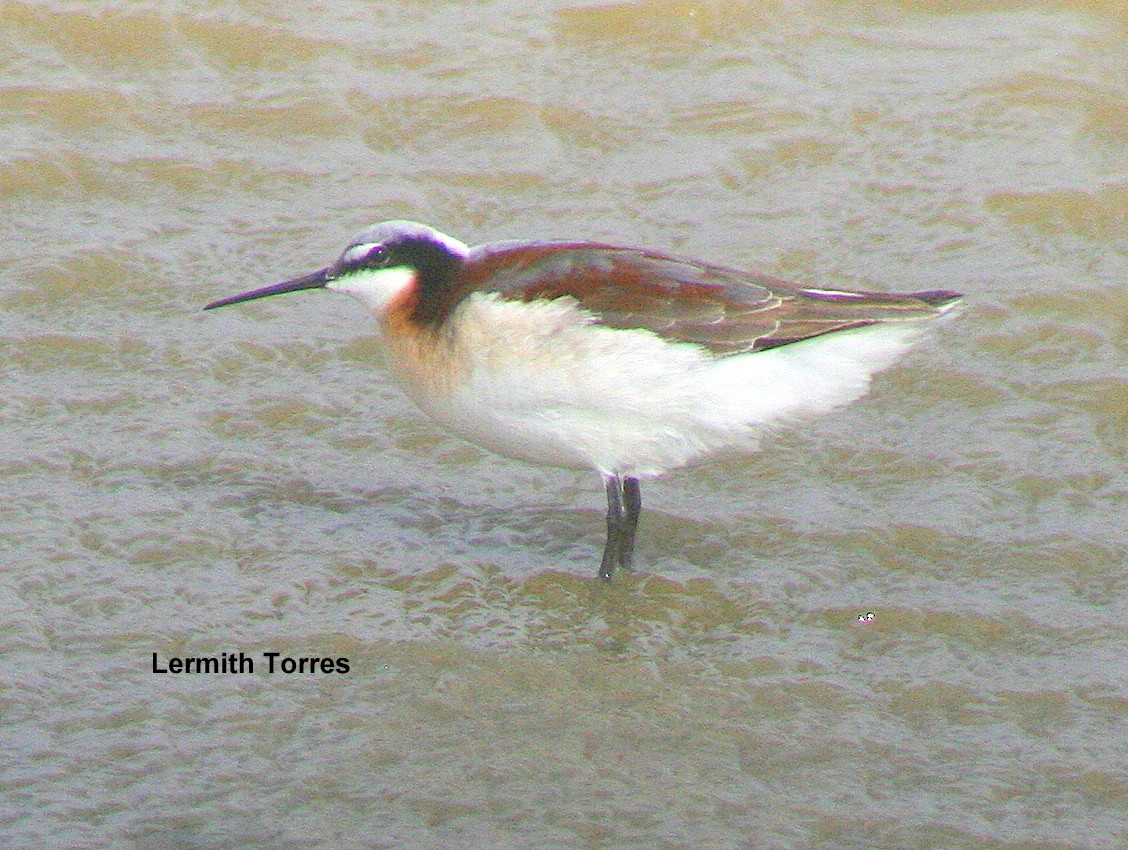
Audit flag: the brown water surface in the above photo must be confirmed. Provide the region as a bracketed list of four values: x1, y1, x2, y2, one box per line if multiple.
[1, 1, 1126, 848]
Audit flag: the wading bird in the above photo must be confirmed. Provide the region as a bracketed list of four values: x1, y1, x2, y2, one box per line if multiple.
[205, 221, 961, 579]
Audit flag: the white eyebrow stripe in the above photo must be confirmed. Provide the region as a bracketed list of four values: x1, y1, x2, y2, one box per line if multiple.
[342, 243, 379, 265]
[800, 288, 866, 298]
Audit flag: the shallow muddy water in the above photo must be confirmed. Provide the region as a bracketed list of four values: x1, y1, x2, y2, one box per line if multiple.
[1, 2, 1125, 848]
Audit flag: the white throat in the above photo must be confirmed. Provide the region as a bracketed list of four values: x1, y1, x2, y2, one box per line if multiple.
[326, 266, 416, 314]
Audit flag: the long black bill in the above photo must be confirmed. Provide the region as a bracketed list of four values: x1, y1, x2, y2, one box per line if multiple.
[203, 266, 333, 311]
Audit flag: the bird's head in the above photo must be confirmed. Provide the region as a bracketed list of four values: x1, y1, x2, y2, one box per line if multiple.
[203, 221, 470, 321]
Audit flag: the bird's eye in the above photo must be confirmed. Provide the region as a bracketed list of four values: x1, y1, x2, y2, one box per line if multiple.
[366, 246, 391, 268]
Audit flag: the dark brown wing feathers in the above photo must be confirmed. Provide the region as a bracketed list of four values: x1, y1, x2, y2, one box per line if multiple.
[459, 242, 961, 355]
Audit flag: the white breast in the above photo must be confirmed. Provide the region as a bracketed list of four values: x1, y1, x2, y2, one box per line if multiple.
[384, 293, 931, 478]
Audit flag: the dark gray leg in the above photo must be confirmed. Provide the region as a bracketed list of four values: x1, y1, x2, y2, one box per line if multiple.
[598, 474, 625, 581]
[598, 474, 643, 580]
[619, 476, 642, 570]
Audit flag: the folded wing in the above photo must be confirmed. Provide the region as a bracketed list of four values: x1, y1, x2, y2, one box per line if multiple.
[461, 241, 961, 355]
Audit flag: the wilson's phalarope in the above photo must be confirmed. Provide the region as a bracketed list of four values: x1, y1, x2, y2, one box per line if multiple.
[206, 221, 962, 579]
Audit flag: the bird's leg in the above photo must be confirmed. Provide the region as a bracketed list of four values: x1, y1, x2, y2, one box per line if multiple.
[598, 475, 643, 579]
[599, 474, 626, 581]
[618, 476, 642, 571]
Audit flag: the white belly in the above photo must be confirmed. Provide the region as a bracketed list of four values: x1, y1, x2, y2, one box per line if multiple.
[384, 293, 933, 477]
